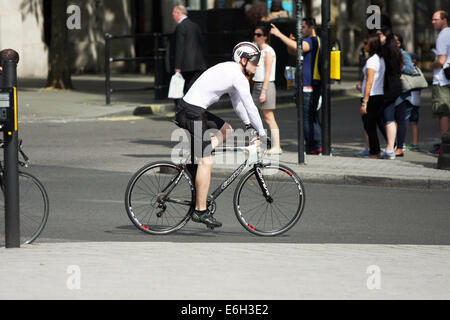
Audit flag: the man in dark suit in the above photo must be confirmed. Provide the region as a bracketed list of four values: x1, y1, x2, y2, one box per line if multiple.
[170, 5, 207, 96]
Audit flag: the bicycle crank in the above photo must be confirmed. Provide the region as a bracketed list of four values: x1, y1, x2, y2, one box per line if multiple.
[207, 199, 217, 216]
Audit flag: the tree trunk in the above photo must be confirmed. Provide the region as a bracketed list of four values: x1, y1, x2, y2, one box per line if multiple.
[46, 0, 72, 89]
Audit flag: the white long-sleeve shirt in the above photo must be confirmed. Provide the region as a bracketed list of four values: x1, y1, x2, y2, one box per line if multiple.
[183, 61, 266, 136]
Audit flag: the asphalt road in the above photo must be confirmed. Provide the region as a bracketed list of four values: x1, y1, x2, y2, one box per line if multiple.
[1, 94, 448, 246]
[27, 165, 450, 245]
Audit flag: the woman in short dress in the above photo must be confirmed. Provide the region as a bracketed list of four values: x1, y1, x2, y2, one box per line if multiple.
[252, 24, 282, 155]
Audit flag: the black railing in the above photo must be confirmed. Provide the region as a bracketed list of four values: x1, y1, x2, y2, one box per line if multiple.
[104, 32, 170, 105]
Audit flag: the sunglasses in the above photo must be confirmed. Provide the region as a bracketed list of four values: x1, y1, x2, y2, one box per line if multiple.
[254, 33, 264, 37]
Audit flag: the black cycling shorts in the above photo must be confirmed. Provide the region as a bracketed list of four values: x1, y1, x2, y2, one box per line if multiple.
[175, 99, 226, 158]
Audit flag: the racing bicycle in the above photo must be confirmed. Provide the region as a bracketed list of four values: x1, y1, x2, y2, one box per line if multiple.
[125, 130, 305, 237]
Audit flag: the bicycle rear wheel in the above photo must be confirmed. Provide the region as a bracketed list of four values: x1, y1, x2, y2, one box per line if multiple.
[0, 171, 50, 245]
[233, 164, 305, 236]
[125, 161, 195, 235]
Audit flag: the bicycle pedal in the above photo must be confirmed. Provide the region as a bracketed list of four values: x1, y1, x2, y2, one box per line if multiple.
[207, 226, 215, 230]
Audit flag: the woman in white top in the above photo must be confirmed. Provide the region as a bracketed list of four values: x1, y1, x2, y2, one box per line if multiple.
[360, 33, 386, 158]
[252, 24, 282, 155]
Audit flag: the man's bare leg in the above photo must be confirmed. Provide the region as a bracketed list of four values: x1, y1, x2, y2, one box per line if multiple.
[195, 155, 213, 211]
[194, 122, 233, 211]
[211, 122, 233, 149]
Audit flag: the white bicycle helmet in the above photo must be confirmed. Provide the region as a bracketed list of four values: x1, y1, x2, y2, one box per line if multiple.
[232, 42, 261, 65]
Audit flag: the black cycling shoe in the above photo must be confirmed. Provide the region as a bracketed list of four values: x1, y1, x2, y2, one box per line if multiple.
[190, 210, 202, 223]
[191, 210, 222, 228]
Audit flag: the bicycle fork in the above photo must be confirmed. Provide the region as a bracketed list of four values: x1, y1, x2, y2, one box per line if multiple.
[254, 165, 273, 203]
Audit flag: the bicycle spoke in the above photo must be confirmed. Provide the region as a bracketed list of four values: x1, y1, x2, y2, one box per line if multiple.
[242, 201, 267, 221]
[271, 203, 285, 228]
[234, 165, 305, 236]
[140, 175, 158, 195]
[272, 201, 297, 220]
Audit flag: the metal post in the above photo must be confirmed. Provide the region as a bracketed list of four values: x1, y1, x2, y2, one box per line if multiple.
[437, 129, 450, 170]
[3, 60, 20, 248]
[296, 0, 305, 164]
[105, 33, 112, 105]
[321, 0, 331, 156]
[153, 33, 166, 100]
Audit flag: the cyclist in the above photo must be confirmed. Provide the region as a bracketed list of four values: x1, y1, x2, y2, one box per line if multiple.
[175, 41, 269, 228]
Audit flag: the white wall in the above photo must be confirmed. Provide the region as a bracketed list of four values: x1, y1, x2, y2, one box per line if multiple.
[0, 0, 48, 78]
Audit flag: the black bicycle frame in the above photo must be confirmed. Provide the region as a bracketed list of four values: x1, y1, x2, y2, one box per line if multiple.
[209, 161, 272, 203]
[160, 169, 193, 207]
[160, 149, 273, 208]
[210, 161, 248, 201]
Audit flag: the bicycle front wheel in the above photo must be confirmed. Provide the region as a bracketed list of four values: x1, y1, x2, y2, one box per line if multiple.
[125, 161, 195, 235]
[0, 171, 50, 245]
[233, 164, 305, 236]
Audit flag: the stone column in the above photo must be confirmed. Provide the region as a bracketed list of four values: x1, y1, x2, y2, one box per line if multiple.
[0, 0, 48, 78]
[390, 0, 415, 52]
[67, 0, 135, 73]
[336, 0, 370, 65]
[311, 0, 322, 24]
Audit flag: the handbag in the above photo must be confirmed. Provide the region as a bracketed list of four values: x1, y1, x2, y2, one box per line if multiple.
[168, 72, 185, 99]
[400, 66, 428, 92]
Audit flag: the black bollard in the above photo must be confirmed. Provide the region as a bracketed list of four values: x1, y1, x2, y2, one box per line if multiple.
[295, 0, 305, 164]
[154, 34, 169, 100]
[2, 59, 20, 248]
[105, 33, 112, 105]
[437, 130, 450, 170]
[321, 0, 331, 156]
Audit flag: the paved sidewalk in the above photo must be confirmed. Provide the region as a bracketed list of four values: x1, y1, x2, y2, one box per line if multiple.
[265, 149, 450, 189]
[1, 242, 449, 299]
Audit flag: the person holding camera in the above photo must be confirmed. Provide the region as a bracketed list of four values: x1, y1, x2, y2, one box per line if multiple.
[270, 18, 323, 155]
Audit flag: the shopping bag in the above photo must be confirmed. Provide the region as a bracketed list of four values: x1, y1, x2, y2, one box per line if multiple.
[168, 72, 185, 99]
